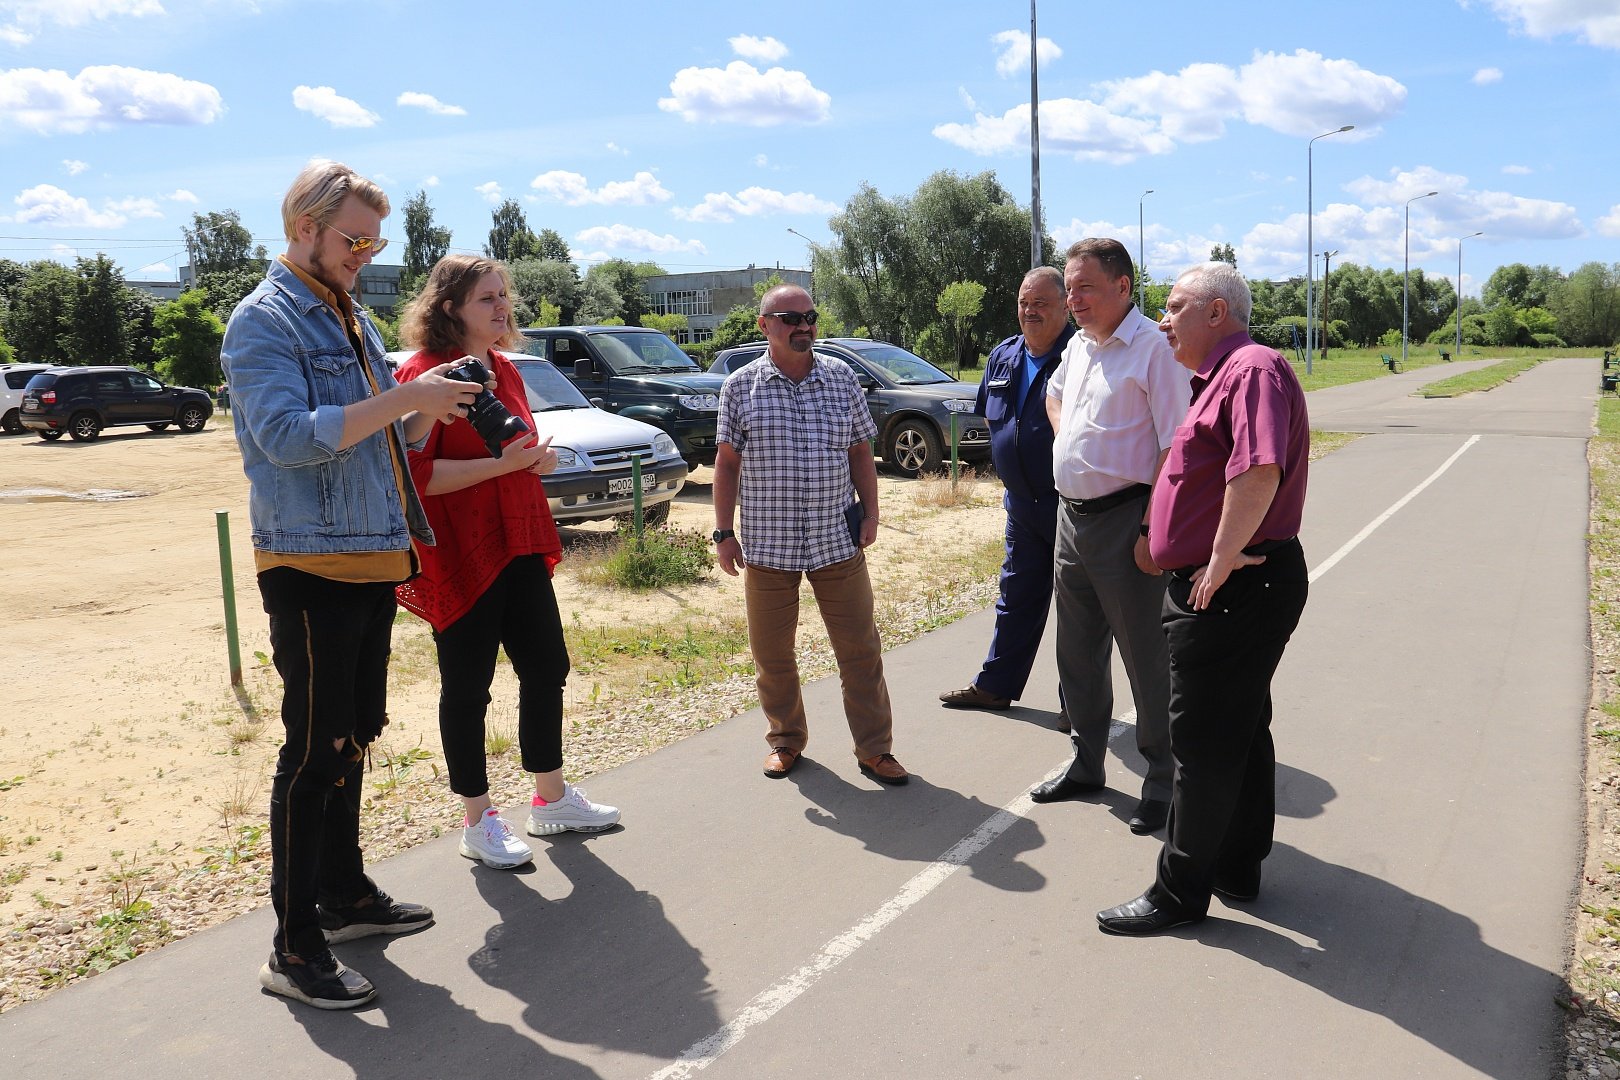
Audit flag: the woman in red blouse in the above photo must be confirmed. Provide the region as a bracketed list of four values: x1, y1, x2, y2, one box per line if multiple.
[394, 255, 620, 868]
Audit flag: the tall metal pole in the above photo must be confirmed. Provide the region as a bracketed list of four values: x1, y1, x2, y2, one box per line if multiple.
[1138, 189, 1154, 311]
[1028, 0, 1043, 268]
[1456, 231, 1482, 359]
[1319, 250, 1337, 359]
[1305, 125, 1353, 377]
[1403, 190, 1438, 367]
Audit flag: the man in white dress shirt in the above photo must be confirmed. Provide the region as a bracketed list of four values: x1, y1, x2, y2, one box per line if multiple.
[1030, 238, 1191, 836]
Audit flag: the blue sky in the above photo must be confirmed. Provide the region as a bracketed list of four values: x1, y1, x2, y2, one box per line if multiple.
[2, 0, 1616, 299]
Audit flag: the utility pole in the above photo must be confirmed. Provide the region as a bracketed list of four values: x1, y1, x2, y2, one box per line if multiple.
[1028, 0, 1043, 268]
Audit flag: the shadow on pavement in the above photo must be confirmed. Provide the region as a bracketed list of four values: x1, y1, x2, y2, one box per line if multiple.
[285, 946, 601, 1078]
[789, 759, 1047, 892]
[1204, 842, 1564, 1078]
[469, 837, 722, 1059]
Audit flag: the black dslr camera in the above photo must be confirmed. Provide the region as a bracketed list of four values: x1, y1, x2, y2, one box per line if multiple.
[444, 356, 530, 457]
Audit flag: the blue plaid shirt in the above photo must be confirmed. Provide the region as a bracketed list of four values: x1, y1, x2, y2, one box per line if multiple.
[717, 354, 878, 571]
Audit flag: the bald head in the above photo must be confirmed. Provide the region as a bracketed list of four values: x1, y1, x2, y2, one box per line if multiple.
[759, 284, 811, 316]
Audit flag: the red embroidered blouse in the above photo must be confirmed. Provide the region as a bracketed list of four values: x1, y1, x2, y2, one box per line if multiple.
[394, 348, 562, 632]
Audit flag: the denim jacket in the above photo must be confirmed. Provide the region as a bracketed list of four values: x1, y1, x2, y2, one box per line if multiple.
[221, 260, 434, 554]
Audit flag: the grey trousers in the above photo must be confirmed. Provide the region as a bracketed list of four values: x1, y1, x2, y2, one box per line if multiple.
[1053, 493, 1173, 801]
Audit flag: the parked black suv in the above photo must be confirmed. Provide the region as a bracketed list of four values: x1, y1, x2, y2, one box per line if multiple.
[515, 326, 725, 469]
[20, 366, 214, 442]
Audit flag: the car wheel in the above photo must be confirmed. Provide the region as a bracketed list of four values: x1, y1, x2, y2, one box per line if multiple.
[39, 430, 64, 441]
[177, 406, 207, 433]
[147, 422, 171, 431]
[68, 412, 101, 441]
[1, 408, 20, 434]
[884, 418, 943, 478]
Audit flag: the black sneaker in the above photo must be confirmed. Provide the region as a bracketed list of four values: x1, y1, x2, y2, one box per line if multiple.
[319, 889, 435, 944]
[259, 949, 376, 1009]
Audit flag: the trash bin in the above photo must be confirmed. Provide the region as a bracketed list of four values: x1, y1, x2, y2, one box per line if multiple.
[1439, 350, 1450, 362]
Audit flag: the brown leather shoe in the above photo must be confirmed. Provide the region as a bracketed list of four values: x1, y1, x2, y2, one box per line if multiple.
[938, 684, 1011, 710]
[858, 753, 909, 785]
[763, 746, 800, 779]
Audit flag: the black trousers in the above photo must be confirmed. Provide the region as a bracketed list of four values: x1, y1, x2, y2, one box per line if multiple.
[1149, 539, 1308, 917]
[432, 554, 571, 798]
[974, 495, 1058, 702]
[260, 568, 396, 959]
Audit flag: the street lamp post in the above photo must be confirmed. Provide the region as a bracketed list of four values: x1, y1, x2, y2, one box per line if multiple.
[1028, 0, 1044, 268]
[786, 227, 816, 296]
[1402, 190, 1439, 367]
[1138, 189, 1154, 312]
[1456, 231, 1483, 360]
[1319, 250, 1338, 360]
[1306, 125, 1354, 376]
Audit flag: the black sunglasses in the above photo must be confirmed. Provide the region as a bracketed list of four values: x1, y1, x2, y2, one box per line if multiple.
[765, 310, 819, 327]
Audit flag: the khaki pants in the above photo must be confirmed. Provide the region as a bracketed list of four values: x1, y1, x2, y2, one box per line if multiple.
[744, 551, 894, 760]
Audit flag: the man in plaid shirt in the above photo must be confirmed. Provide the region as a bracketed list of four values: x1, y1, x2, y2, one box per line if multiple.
[713, 284, 908, 786]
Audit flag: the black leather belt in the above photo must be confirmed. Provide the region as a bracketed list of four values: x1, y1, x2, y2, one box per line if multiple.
[1060, 483, 1151, 516]
[1168, 536, 1299, 579]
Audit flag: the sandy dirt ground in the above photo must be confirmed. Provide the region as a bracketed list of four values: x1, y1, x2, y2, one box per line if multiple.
[0, 420, 1004, 933]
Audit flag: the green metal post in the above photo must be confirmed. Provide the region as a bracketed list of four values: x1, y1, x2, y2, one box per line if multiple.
[631, 454, 644, 545]
[215, 509, 242, 687]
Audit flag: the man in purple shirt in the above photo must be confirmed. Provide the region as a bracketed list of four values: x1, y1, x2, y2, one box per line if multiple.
[1097, 261, 1310, 936]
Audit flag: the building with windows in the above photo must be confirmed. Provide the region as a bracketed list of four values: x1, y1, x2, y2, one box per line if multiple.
[130, 261, 405, 315]
[643, 266, 811, 344]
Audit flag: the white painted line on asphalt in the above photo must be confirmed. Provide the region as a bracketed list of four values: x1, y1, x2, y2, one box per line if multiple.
[645, 762, 1069, 1080]
[650, 435, 1481, 1077]
[1307, 435, 1481, 584]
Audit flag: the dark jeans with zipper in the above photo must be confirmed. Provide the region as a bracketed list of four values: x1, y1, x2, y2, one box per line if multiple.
[260, 568, 394, 959]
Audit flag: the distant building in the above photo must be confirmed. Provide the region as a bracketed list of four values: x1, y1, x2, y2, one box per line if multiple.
[643, 266, 812, 344]
[129, 261, 406, 316]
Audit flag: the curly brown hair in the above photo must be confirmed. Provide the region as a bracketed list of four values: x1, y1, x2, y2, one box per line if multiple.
[397, 254, 520, 354]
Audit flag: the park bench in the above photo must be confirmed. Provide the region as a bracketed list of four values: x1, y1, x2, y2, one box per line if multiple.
[1381, 354, 1402, 373]
[1603, 350, 1618, 393]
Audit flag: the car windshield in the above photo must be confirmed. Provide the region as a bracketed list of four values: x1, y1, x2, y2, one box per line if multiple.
[514, 360, 592, 411]
[846, 344, 956, 385]
[589, 331, 699, 375]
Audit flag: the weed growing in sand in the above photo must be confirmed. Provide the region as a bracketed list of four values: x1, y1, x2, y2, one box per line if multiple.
[0, 775, 25, 791]
[372, 740, 435, 793]
[566, 618, 750, 693]
[914, 466, 987, 508]
[196, 823, 266, 871]
[583, 527, 714, 591]
[486, 722, 515, 758]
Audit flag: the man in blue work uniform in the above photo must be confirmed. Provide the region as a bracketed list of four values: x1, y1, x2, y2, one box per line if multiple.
[940, 265, 1073, 714]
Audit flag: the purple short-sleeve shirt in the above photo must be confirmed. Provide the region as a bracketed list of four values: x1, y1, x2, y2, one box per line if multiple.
[1148, 332, 1309, 570]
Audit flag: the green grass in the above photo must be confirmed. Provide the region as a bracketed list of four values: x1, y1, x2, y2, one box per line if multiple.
[565, 618, 752, 693]
[1415, 357, 1544, 398]
[583, 527, 715, 591]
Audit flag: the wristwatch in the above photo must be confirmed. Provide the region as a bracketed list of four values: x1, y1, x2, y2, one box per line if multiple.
[712, 529, 735, 544]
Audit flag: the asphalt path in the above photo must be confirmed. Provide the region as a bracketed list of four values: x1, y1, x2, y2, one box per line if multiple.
[0, 357, 1598, 1078]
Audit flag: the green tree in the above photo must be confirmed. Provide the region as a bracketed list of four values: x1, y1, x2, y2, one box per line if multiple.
[530, 299, 561, 328]
[509, 257, 582, 324]
[70, 255, 131, 364]
[183, 210, 255, 277]
[576, 274, 624, 325]
[936, 280, 986, 375]
[401, 190, 452, 293]
[584, 259, 662, 325]
[640, 312, 688, 337]
[153, 290, 225, 386]
[1554, 262, 1620, 346]
[0, 326, 15, 364]
[1484, 303, 1526, 347]
[536, 228, 572, 263]
[123, 289, 158, 370]
[1210, 242, 1237, 266]
[485, 199, 538, 263]
[4, 261, 77, 364]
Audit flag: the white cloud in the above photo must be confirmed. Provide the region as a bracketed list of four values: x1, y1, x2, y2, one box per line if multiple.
[105, 195, 162, 218]
[292, 85, 378, 128]
[935, 100, 1173, 164]
[165, 188, 197, 202]
[1483, 0, 1620, 49]
[573, 224, 706, 255]
[62, 158, 87, 174]
[1232, 50, 1405, 138]
[0, 65, 223, 134]
[530, 170, 671, 207]
[1473, 66, 1504, 84]
[754, 153, 769, 167]
[133, 260, 173, 278]
[12, 183, 129, 228]
[1502, 164, 1534, 175]
[1, 0, 164, 46]
[422, 175, 440, 187]
[957, 86, 978, 112]
[1598, 205, 1620, 238]
[1098, 62, 1244, 142]
[1345, 164, 1581, 239]
[474, 180, 502, 204]
[673, 186, 838, 224]
[659, 60, 830, 125]
[729, 34, 788, 63]
[605, 141, 630, 155]
[396, 91, 465, 116]
[990, 29, 1062, 77]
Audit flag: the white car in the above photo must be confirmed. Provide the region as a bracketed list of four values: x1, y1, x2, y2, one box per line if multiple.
[1, 364, 52, 434]
[385, 352, 686, 525]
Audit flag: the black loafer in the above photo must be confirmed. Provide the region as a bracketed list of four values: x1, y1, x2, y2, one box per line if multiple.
[1128, 798, 1169, 835]
[1096, 894, 1201, 936]
[1029, 775, 1103, 804]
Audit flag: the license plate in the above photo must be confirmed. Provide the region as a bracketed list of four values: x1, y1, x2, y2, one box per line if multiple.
[608, 477, 634, 496]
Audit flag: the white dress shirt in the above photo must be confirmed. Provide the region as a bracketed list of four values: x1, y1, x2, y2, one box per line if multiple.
[1046, 307, 1191, 500]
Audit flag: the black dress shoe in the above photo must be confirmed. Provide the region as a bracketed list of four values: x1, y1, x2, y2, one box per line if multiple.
[1029, 775, 1103, 804]
[1128, 798, 1169, 835]
[1096, 894, 1202, 936]
[1212, 868, 1260, 903]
